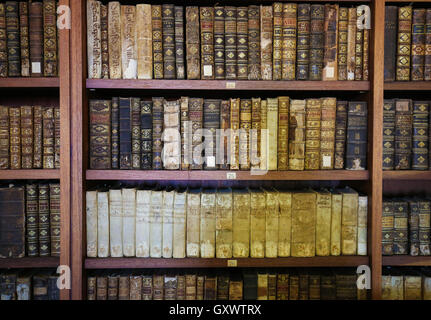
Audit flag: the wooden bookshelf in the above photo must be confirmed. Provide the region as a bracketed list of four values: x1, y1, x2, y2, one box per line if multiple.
[383, 171, 431, 180]
[0, 170, 60, 180]
[0, 77, 60, 88]
[0, 257, 59, 269]
[384, 81, 431, 91]
[382, 256, 431, 267]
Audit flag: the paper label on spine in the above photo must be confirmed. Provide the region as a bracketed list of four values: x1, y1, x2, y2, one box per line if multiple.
[203, 65, 213, 77]
[325, 67, 334, 78]
[323, 156, 332, 168]
[207, 156, 215, 168]
[32, 62, 41, 73]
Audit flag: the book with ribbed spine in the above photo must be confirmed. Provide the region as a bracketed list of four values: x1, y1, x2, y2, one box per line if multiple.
[203, 99, 220, 170]
[162, 4, 175, 79]
[32, 106, 42, 168]
[189, 98, 203, 170]
[289, 100, 306, 171]
[25, 184, 38, 256]
[408, 199, 420, 256]
[277, 97, 289, 170]
[396, 6, 412, 81]
[219, 100, 230, 169]
[320, 98, 336, 169]
[6, 1, 20, 77]
[267, 98, 278, 170]
[119, 97, 132, 169]
[282, 3, 297, 80]
[214, 7, 225, 80]
[225, 6, 237, 80]
[296, 4, 310, 80]
[49, 183, 60, 256]
[186, 7, 200, 79]
[309, 5, 324, 80]
[0, 4, 7, 77]
[100, 4, 109, 79]
[152, 5, 163, 79]
[382, 199, 394, 255]
[89, 100, 111, 169]
[337, 7, 348, 80]
[250, 189, 265, 258]
[0, 106, 8, 168]
[250, 98, 261, 170]
[87, 0, 101, 79]
[19, 2, 29, 77]
[260, 100, 268, 171]
[260, 6, 272, 80]
[131, 98, 141, 169]
[248, 5, 260, 80]
[334, 101, 347, 169]
[20, 106, 33, 169]
[42, 106, 54, 169]
[230, 98, 240, 170]
[232, 189, 250, 258]
[174, 6, 184, 79]
[272, 3, 282, 80]
[121, 5, 137, 79]
[108, 2, 121, 79]
[200, 7, 214, 80]
[180, 96, 191, 170]
[152, 97, 164, 170]
[412, 9, 425, 81]
[394, 99, 412, 170]
[346, 102, 367, 170]
[425, 9, 431, 80]
[9, 107, 20, 169]
[38, 184, 50, 256]
[419, 199, 430, 255]
[54, 106, 60, 169]
[136, 4, 152, 80]
[383, 99, 395, 170]
[412, 101, 429, 170]
[163, 100, 180, 170]
[291, 190, 316, 257]
[111, 97, 119, 168]
[346, 8, 356, 80]
[305, 99, 321, 170]
[29, 2, 43, 77]
[363, 29, 369, 80]
[43, 0, 57, 77]
[384, 6, 397, 82]
[354, 7, 363, 80]
[323, 4, 338, 81]
[393, 200, 408, 254]
[140, 100, 152, 169]
[239, 99, 251, 170]
[237, 7, 248, 80]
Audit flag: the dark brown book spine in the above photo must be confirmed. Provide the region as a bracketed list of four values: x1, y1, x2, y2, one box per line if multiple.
[334, 101, 347, 169]
[29, 2, 43, 77]
[248, 5, 260, 80]
[96, 276, 108, 300]
[396, 6, 412, 81]
[425, 9, 431, 80]
[214, 7, 225, 80]
[309, 4, 324, 80]
[152, 5, 163, 79]
[186, 7, 200, 79]
[384, 6, 397, 82]
[131, 97, 141, 169]
[87, 276, 96, 300]
[111, 97, 119, 169]
[42, 106, 54, 169]
[152, 97, 164, 170]
[54, 105, 60, 169]
[100, 4, 109, 79]
[363, 29, 369, 80]
[412, 8, 426, 81]
[33, 105, 42, 168]
[26, 184, 38, 257]
[225, 6, 237, 80]
[282, 3, 297, 80]
[296, 4, 310, 80]
[0, 4, 7, 77]
[337, 7, 348, 80]
[108, 275, 118, 300]
[236, 7, 248, 80]
[174, 6, 184, 79]
[6, 1, 20, 77]
[118, 276, 130, 300]
[89, 100, 112, 169]
[162, 4, 175, 79]
[395, 99, 413, 170]
[272, 3, 282, 80]
[49, 183, 60, 256]
[219, 100, 230, 169]
[43, 0, 57, 77]
[203, 99, 220, 170]
[140, 100, 152, 169]
[119, 97, 132, 169]
[38, 184, 50, 256]
[190, 98, 203, 170]
[322, 4, 338, 81]
[354, 7, 363, 80]
[200, 7, 215, 80]
[20, 105, 33, 169]
[9, 106, 20, 169]
[0, 106, 8, 169]
[19, 2, 30, 77]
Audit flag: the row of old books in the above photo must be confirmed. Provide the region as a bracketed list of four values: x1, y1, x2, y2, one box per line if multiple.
[384, 6, 431, 82]
[0, 270, 59, 300]
[382, 197, 431, 256]
[87, 2, 370, 81]
[0, 105, 60, 169]
[0, 0, 58, 78]
[0, 184, 60, 258]
[382, 269, 431, 300]
[86, 186, 367, 259]
[87, 269, 366, 300]
[89, 97, 368, 171]
[383, 99, 431, 170]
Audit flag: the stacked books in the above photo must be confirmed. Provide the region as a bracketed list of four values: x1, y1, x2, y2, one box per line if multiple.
[87, 269, 366, 300]
[382, 268, 431, 300]
[0, 184, 60, 258]
[86, 186, 368, 258]
[87, 2, 370, 81]
[383, 99, 431, 170]
[0, 0, 58, 77]
[0, 105, 60, 169]
[89, 96, 368, 171]
[382, 197, 431, 256]
[0, 271, 59, 300]
[385, 6, 431, 81]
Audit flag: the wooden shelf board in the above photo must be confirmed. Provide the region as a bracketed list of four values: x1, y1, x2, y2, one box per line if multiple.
[384, 82, 431, 91]
[383, 171, 431, 180]
[382, 256, 431, 266]
[0, 77, 59, 88]
[86, 79, 370, 91]
[86, 170, 369, 181]
[0, 170, 60, 180]
[0, 257, 59, 268]
[85, 256, 369, 269]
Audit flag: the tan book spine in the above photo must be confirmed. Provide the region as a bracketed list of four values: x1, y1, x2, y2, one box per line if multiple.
[230, 98, 240, 170]
[42, 106, 54, 169]
[259, 100, 268, 171]
[346, 8, 356, 80]
[215, 188, 233, 258]
[232, 189, 250, 258]
[277, 96, 289, 170]
[265, 189, 279, 258]
[187, 189, 200, 257]
[305, 99, 321, 170]
[173, 190, 186, 258]
[136, 4, 152, 80]
[186, 7, 200, 79]
[33, 106, 42, 168]
[97, 191, 109, 257]
[239, 99, 252, 170]
[289, 100, 306, 170]
[316, 189, 331, 256]
[330, 191, 342, 256]
[9, 107, 20, 169]
[404, 276, 422, 300]
[108, 2, 121, 79]
[162, 190, 174, 258]
[87, 0, 101, 79]
[257, 273, 268, 300]
[0, 105, 9, 169]
[149, 190, 162, 258]
[109, 189, 123, 257]
[120, 5, 137, 79]
[320, 97, 336, 169]
[200, 190, 216, 258]
[260, 6, 273, 80]
[250, 189, 266, 258]
[20, 106, 33, 169]
[86, 191, 98, 257]
[292, 191, 316, 257]
[267, 98, 278, 170]
[423, 276, 431, 300]
[278, 191, 292, 257]
[341, 187, 358, 255]
[250, 98, 261, 170]
[122, 188, 136, 257]
[357, 195, 368, 255]
[272, 3, 282, 80]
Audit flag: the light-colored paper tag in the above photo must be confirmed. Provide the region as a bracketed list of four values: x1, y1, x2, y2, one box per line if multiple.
[32, 62, 41, 74]
[227, 260, 237, 267]
[207, 156, 215, 168]
[325, 67, 334, 79]
[227, 172, 236, 180]
[323, 155, 332, 168]
[226, 81, 236, 89]
[203, 65, 213, 77]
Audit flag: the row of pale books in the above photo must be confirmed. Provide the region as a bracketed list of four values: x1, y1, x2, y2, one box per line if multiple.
[383, 99, 431, 171]
[0, 271, 59, 300]
[87, 269, 365, 300]
[0, 105, 60, 170]
[382, 269, 431, 300]
[0, 184, 61, 258]
[86, 186, 368, 259]
[382, 197, 431, 256]
[87, 1, 370, 81]
[89, 96, 368, 171]
[384, 6, 431, 82]
[0, 0, 58, 77]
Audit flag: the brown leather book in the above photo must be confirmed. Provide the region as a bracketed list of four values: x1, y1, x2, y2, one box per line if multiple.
[395, 99, 413, 169]
[277, 274, 289, 300]
[162, 4, 175, 79]
[42, 106, 54, 169]
[185, 274, 196, 300]
[282, 4, 297, 80]
[9, 107, 20, 169]
[96, 276, 108, 300]
[219, 100, 230, 169]
[236, 7, 248, 80]
[248, 5, 260, 80]
[38, 184, 50, 256]
[334, 100, 347, 169]
[6, 1, 20, 77]
[230, 98, 240, 170]
[180, 96, 191, 170]
[20, 106, 33, 169]
[289, 100, 306, 171]
[49, 183, 60, 256]
[0, 186, 25, 258]
[278, 96, 289, 170]
[305, 99, 321, 170]
[296, 4, 310, 80]
[224, 6, 237, 80]
[54, 106, 60, 169]
[289, 274, 299, 300]
[164, 275, 177, 300]
[425, 9, 431, 80]
[250, 98, 261, 170]
[19, 2, 30, 77]
[0, 4, 7, 77]
[196, 275, 204, 300]
[203, 99, 220, 170]
[152, 5, 163, 79]
[260, 6, 273, 80]
[309, 5, 325, 80]
[229, 276, 243, 300]
[363, 29, 369, 80]
[86, 0, 101, 79]
[108, 2, 121, 79]
[200, 7, 215, 80]
[412, 8, 426, 81]
[323, 4, 338, 81]
[176, 274, 185, 300]
[396, 6, 412, 81]
[121, 5, 137, 79]
[152, 97, 163, 170]
[174, 6, 184, 79]
[142, 275, 152, 300]
[87, 276, 96, 300]
[89, 100, 111, 169]
[309, 274, 321, 300]
[29, 2, 43, 77]
[354, 8, 363, 80]
[33, 105, 42, 168]
[118, 275, 130, 300]
[337, 7, 348, 80]
[214, 7, 225, 80]
[108, 275, 118, 300]
[43, 0, 57, 77]
[130, 275, 142, 300]
[153, 274, 164, 300]
[239, 99, 251, 170]
[0, 105, 8, 169]
[100, 4, 109, 79]
[186, 7, 200, 79]
[346, 8, 356, 81]
[25, 184, 38, 256]
[320, 98, 336, 169]
[189, 98, 203, 170]
[272, 3, 282, 80]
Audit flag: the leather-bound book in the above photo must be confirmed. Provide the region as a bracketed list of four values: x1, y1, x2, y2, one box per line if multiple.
[0, 4, 7, 77]
[54, 106, 60, 169]
[419, 199, 431, 255]
[396, 6, 412, 81]
[323, 4, 338, 81]
[214, 7, 225, 80]
[248, 5, 260, 80]
[425, 10, 431, 80]
[162, 190, 174, 258]
[335, 273, 357, 300]
[42, 106, 55, 169]
[149, 190, 162, 258]
[33, 106, 42, 168]
[215, 188, 232, 259]
[394, 99, 412, 170]
[185, 274, 197, 300]
[281, 4, 297, 80]
[320, 97, 336, 169]
[118, 275, 130, 300]
[108, 2, 121, 79]
[152, 5, 163, 79]
[0, 273, 16, 299]
[393, 199, 408, 254]
[89, 99, 111, 169]
[131, 97, 141, 169]
[299, 273, 309, 300]
[250, 98, 261, 170]
[6, 1, 20, 77]
[189, 98, 203, 170]
[130, 275, 142, 300]
[260, 6, 273, 80]
[404, 275, 422, 300]
[346, 8, 356, 80]
[162, 4, 175, 79]
[16, 273, 31, 300]
[152, 98, 163, 170]
[111, 97, 119, 168]
[97, 191, 109, 257]
[316, 189, 331, 256]
[219, 100, 230, 169]
[49, 183, 60, 256]
[250, 189, 265, 258]
[232, 189, 250, 258]
[186, 188, 200, 257]
[87, 276, 96, 300]
[277, 97, 289, 170]
[321, 274, 336, 300]
[424, 273, 431, 299]
[186, 7, 200, 79]
[357, 195, 368, 255]
[173, 190, 186, 258]
[108, 275, 118, 300]
[408, 200, 420, 256]
[140, 100, 152, 169]
[122, 188, 136, 257]
[337, 7, 348, 80]
[309, 274, 321, 300]
[204, 275, 216, 300]
[164, 275, 177, 300]
[196, 275, 204, 300]
[136, 4, 152, 80]
[382, 199, 394, 255]
[33, 274, 48, 300]
[412, 101, 429, 170]
[309, 5, 324, 80]
[20, 106, 33, 168]
[86, 191, 97, 257]
[334, 100, 347, 169]
[346, 101, 367, 170]
[19, 2, 29, 77]
[96, 276, 108, 300]
[380, 275, 399, 300]
[142, 275, 152, 300]
[136, 189, 150, 257]
[384, 6, 397, 81]
[121, 5, 137, 79]
[29, 2, 43, 77]
[119, 97, 132, 169]
[225, 6, 237, 80]
[340, 186, 358, 255]
[330, 189, 342, 256]
[278, 191, 292, 257]
[272, 3, 282, 80]
[230, 98, 240, 170]
[354, 8, 363, 80]
[43, 0, 57, 77]
[363, 29, 369, 80]
[239, 99, 251, 170]
[180, 96, 191, 170]
[48, 274, 60, 300]
[200, 7, 214, 80]
[383, 99, 395, 170]
[305, 98, 321, 170]
[276, 274, 289, 300]
[9, 107, 20, 169]
[243, 272, 257, 300]
[217, 274, 229, 300]
[174, 6, 184, 79]
[0, 106, 8, 168]
[291, 190, 316, 257]
[267, 98, 278, 170]
[200, 189, 216, 258]
[289, 100, 306, 170]
[412, 9, 426, 81]
[203, 99, 220, 170]
[289, 274, 299, 300]
[296, 4, 310, 80]
[100, 4, 108, 79]
[87, 0, 101, 79]
[265, 189, 279, 258]
[38, 184, 50, 256]
[26, 184, 38, 256]
[0, 186, 24, 258]
[260, 100, 268, 171]
[237, 7, 248, 80]
[228, 275, 243, 300]
[268, 273, 276, 300]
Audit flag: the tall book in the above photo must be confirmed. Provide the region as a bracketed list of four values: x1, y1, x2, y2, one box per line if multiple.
[265, 189, 279, 258]
[340, 187, 358, 255]
[225, 6, 237, 80]
[200, 7, 214, 80]
[120, 5, 137, 79]
[323, 4, 338, 81]
[278, 191, 292, 257]
[346, 102, 368, 170]
[108, 2, 121, 79]
[189, 98, 203, 170]
[214, 7, 225, 80]
[411, 9, 426, 81]
[152, 97, 164, 170]
[316, 189, 331, 256]
[19, 2, 29, 77]
[87, 0, 101, 79]
[29, 2, 43, 77]
[163, 100, 180, 170]
[186, 188, 200, 258]
[408, 199, 420, 256]
[140, 100, 152, 169]
[267, 98, 278, 170]
[291, 190, 316, 257]
[393, 199, 408, 254]
[100, 4, 109, 79]
[277, 97, 289, 170]
[136, 4, 152, 80]
[162, 4, 175, 79]
[230, 98, 240, 170]
[239, 99, 251, 170]
[6, 1, 20, 77]
[305, 98, 321, 170]
[419, 199, 431, 255]
[49, 183, 60, 257]
[173, 190, 186, 258]
[299, 273, 309, 300]
[200, 189, 216, 258]
[337, 7, 348, 80]
[203, 99, 220, 170]
[96, 191, 109, 258]
[216, 188, 232, 259]
[289, 275, 299, 299]
[272, 3, 282, 80]
[26, 184, 38, 256]
[162, 190, 174, 258]
[383, 99, 396, 170]
[309, 5, 324, 80]
[33, 106, 42, 168]
[289, 100, 306, 170]
[260, 100, 268, 171]
[89, 100, 111, 169]
[122, 188, 135, 257]
[151, 5, 163, 79]
[282, 4, 297, 80]
[43, 0, 57, 76]
[9, 107, 20, 169]
[20, 105, 33, 169]
[321, 274, 336, 299]
[357, 195, 368, 255]
[236, 7, 248, 80]
[0, 106, 8, 168]
[382, 199, 394, 255]
[384, 6, 398, 81]
[248, 5, 260, 80]
[396, 6, 412, 81]
[250, 189, 265, 258]
[109, 189, 123, 257]
[250, 98, 261, 170]
[412, 101, 429, 170]
[363, 28, 370, 80]
[426, 9, 431, 80]
[260, 6, 273, 80]
[296, 4, 310, 80]
[394, 99, 412, 170]
[111, 97, 119, 168]
[0, 4, 7, 77]
[330, 190, 342, 256]
[320, 98, 336, 169]
[185, 7, 200, 79]
[232, 189, 250, 258]
[86, 191, 97, 257]
[38, 184, 50, 256]
[42, 106, 54, 169]
[136, 190, 150, 258]
[119, 97, 132, 169]
[354, 7, 363, 80]
[174, 6, 184, 79]
[180, 96, 191, 170]
[346, 8, 356, 80]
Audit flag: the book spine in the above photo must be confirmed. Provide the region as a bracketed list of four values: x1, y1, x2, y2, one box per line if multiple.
[9, 106, 20, 169]
[323, 4, 338, 81]
[412, 101, 429, 170]
[272, 3, 282, 80]
[152, 5, 163, 79]
[87, 0, 101, 79]
[345, 102, 368, 170]
[200, 7, 214, 80]
[135, 190, 149, 257]
[185, 274, 196, 300]
[108, 2, 121, 79]
[131, 98, 141, 169]
[305, 98, 321, 170]
[412, 9, 426, 81]
[190, 98, 203, 170]
[248, 6, 260, 80]
[260, 6, 272, 80]
[232, 190, 250, 258]
[282, 4, 297, 80]
[0, 4, 7, 77]
[278, 192, 292, 257]
[43, 0, 57, 77]
[394, 99, 413, 170]
[107, 276, 118, 300]
[26, 184, 39, 256]
[111, 97, 119, 168]
[267, 98, 278, 171]
[393, 200, 408, 254]
[118, 276, 130, 300]
[309, 275, 321, 300]
[337, 7, 348, 80]
[38, 184, 50, 256]
[86, 191, 97, 257]
[89, 100, 111, 169]
[320, 98, 336, 169]
[425, 9, 431, 80]
[382, 200, 394, 255]
[341, 189, 358, 255]
[265, 190, 279, 258]
[180, 96, 191, 170]
[33, 106, 42, 168]
[203, 99, 220, 170]
[309, 5, 324, 80]
[109, 189, 123, 257]
[200, 191, 216, 258]
[122, 188, 136, 257]
[330, 193, 342, 256]
[0, 106, 8, 169]
[419, 200, 431, 256]
[173, 192, 186, 258]
[142, 276, 152, 300]
[296, 4, 310, 80]
[230, 98, 240, 170]
[346, 8, 356, 80]
[384, 6, 398, 82]
[162, 191, 174, 258]
[239, 99, 251, 170]
[20, 105, 33, 169]
[260, 100, 268, 171]
[6, 1, 20, 77]
[162, 4, 175, 79]
[49, 183, 60, 256]
[225, 6, 237, 80]
[250, 98, 261, 170]
[363, 29, 369, 80]
[186, 191, 200, 257]
[121, 5, 137, 79]
[100, 4, 109, 79]
[186, 7, 200, 79]
[152, 97, 164, 170]
[396, 6, 412, 81]
[19, 2, 29, 77]
[29, 2, 43, 77]
[136, 4, 152, 80]
[277, 97, 289, 170]
[140, 100, 152, 169]
[163, 100, 180, 170]
[354, 7, 363, 80]
[214, 7, 225, 80]
[289, 100, 306, 170]
[219, 100, 230, 170]
[42, 107, 55, 169]
[382, 99, 396, 170]
[357, 195, 368, 255]
[236, 7, 248, 80]
[409, 200, 420, 256]
[54, 106, 60, 169]
[119, 97, 132, 169]
[215, 190, 233, 258]
[174, 6, 184, 79]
